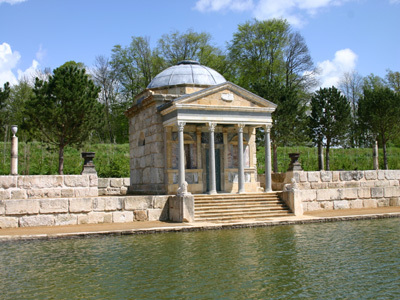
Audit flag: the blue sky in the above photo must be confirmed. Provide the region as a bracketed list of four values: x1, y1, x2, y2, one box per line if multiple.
[1, 0, 399, 89]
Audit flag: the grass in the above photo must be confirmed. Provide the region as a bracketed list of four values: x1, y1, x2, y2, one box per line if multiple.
[1, 142, 399, 177]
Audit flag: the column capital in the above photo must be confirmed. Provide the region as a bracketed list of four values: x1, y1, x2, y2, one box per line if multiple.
[208, 122, 217, 132]
[237, 123, 245, 133]
[177, 121, 186, 132]
[264, 124, 272, 133]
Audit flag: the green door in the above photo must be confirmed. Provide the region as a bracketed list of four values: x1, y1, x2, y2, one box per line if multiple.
[206, 149, 221, 192]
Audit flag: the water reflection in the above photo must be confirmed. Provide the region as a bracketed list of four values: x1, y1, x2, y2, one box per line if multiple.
[1, 219, 400, 299]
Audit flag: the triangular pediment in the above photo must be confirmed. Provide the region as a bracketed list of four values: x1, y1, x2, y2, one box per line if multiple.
[172, 82, 277, 110]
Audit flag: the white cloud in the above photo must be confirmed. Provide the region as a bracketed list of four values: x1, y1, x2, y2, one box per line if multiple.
[0, 42, 40, 86]
[314, 48, 358, 89]
[194, 0, 351, 27]
[0, 0, 27, 4]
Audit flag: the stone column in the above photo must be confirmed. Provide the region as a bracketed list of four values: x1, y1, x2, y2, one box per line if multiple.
[177, 122, 186, 188]
[373, 139, 379, 170]
[10, 125, 18, 176]
[264, 124, 272, 192]
[208, 122, 217, 194]
[238, 123, 245, 194]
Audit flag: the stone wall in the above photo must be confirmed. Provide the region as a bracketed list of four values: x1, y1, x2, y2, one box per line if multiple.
[0, 175, 98, 200]
[128, 103, 166, 194]
[280, 170, 400, 215]
[98, 178, 130, 196]
[0, 195, 170, 228]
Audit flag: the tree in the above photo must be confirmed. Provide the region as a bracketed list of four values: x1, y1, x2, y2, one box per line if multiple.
[338, 70, 363, 147]
[386, 69, 400, 94]
[309, 87, 351, 170]
[0, 82, 11, 137]
[358, 87, 400, 169]
[25, 61, 102, 174]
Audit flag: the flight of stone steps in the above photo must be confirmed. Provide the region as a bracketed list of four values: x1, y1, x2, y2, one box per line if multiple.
[194, 192, 293, 223]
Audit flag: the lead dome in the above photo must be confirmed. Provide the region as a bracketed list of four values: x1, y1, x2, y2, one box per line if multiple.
[147, 60, 226, 89]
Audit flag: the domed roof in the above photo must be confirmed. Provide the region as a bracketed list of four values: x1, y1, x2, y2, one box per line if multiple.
[147, 60, 226, 89]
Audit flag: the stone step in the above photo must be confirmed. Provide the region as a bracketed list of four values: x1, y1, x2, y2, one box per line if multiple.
[195, 208, 291, 217]
[194, 211, 292, 222]
[195, 203, 284, 210]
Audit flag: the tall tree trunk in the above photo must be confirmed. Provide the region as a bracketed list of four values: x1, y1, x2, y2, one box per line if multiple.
[272, 142, 278, 173]
[382, 136, 388, 170]
[318, 141, 324, 171]
[58, 145, 64, 175]
[325, 140, 330, 171]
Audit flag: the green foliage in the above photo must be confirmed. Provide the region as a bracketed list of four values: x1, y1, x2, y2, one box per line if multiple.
[358, 87, 400, 169]
[386, 69, 400, 94]
[256, 146, 400, 174]
[24, 62, 102, 174]
[0, 82, 11, 136]
[0, 142, 130, 177]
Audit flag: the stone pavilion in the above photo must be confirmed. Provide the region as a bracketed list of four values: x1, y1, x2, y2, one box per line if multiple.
[125, 60, 276, 195]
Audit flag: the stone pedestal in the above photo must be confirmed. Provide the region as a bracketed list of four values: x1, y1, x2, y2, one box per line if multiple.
[11, 136, 18, 175]
[288, 153, 303, 171]
[81, 152, 97, 174]
[169, 194, 194, 222]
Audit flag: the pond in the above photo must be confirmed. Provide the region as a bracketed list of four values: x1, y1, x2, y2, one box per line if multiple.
[1, 218, 399, 299]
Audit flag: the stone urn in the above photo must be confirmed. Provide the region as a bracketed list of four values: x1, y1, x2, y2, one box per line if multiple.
[81, 152, 97, 174]
[288, 152, 303, 171]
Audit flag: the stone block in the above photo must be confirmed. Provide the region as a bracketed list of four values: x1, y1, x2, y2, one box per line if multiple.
[385, 170, 400, 180]
[69, 198, 92, 213]
[307, 172, 320, 182]
[148, 209, 165, 221]
[98, 178, 109, 188]
[344, 182, 360, 188]
[73, 188, 90, 198]
[0, 190, 11, 200]
[320, 171, 332, 182]
[40, 199, 68, 214]
[328, 182, 345, 189]
[104, 188, 122, 195]
[98, 189, 107, 196]
[389, 197, 400, 206]
[358, 188, 371, 199]
[298, 183, 311, 189]
[342, 188, 358, 200]
[20, 215, 55, 227]
[0, 217, 18, 228]
[104, 197, 123, 211]
[306, 202, 321, 212]
[298, 171, 308, 182]
[378, 199, 389, 207]
[61, 189, 74, 198]
[340, 171, 364, 182]
[77, 214, 89, 224]
[134, 210, 147, 221]
[18, 175, 63, 189]
[317, 189, 341, 201]
[377, 171, 385, 180]
[311, 182, 328, 189]
[0, 176, 17, 189]
[55, 214, 78, 226]
[125, 196, 152, 210]
[319, 201, 334, 210]
[110, 178, 123, 188]
[64, 175, 89, 187]
[350, 199, 364, 209]
[364, 170, 377, 180]
[0, 200, 4, 214]
[5, 199, 39, 215]
[332, 172, 340, 182]
[360, 181, 376, 188]
[93, 198, 106, 211]
[89, 187, 98, 197]
[363, 199, 378, 208]
[294, 190, 317, 202]
[112, 211, 134, 223]
[389, 180, 399, 186]
[384, 186, 400, 198]
[371, 187, 383, 198]
[152, 196, 169, 209]
[375, 181, 390, 187]
[120, 187, 128, 195]
[123, 178, 130, 186]
[11, 190, 27, 200]
[333, 200, 350, 210]
[88, 212, 112, 224]
[88, 174, 98, 187]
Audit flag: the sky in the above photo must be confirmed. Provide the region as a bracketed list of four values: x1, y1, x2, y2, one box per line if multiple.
[1, 0, 399, 89]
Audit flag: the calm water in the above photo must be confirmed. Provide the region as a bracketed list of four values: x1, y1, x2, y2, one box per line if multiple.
[1, 219, 400, 299]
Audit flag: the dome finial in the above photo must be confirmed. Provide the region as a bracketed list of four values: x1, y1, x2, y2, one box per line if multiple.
[177, 60, 200, 65]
